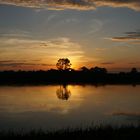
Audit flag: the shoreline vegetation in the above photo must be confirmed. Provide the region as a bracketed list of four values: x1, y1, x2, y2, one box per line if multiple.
[0, 125, 140, 139]
[0, 67, 140, 85]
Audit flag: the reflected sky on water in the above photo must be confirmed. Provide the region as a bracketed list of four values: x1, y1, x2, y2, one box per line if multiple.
[0, 85, 140, 131]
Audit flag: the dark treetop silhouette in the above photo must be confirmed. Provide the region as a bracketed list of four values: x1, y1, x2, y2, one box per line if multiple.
[56, 58, 72, 71]
[0, 58, 140, 85]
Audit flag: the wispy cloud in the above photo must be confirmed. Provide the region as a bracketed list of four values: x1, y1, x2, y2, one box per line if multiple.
[0, 0, 95, 10]
[0, 0, 140, 11]
[0, 36, 85, 70]
[128, 61, 140, 65]
[0, 60, 54, 67]
[94, 0, 140, 11]
[0, 36, 82, 50]
[101, 62, 115, 65]
[95, 47, 107, 52]
[109, 30, 140, 42]
[0, 63, 54, 67]
[0, 29, 31, 38]
[107, 30, 140, 48]
[40, 37, 81, 49]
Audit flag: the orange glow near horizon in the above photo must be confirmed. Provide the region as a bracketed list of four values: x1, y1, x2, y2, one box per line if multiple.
[0, 60, 139, 72]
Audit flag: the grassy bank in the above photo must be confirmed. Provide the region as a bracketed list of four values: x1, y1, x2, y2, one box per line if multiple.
[0, 125, 140, 140]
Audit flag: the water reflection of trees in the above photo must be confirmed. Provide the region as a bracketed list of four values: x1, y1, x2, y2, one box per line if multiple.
[56, 85, 71, 100]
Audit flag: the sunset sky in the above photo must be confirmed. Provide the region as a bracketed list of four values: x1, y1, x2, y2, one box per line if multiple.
[0, 0, 140, 72]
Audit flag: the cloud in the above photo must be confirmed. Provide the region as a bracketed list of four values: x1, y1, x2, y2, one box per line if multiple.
[0, 29, 31, 38]
[0, 0, 140, 11]
[128, 62, 140, 65]
[0, 60, 54, 67]
[0, 36, 82, 50]
[0, 37, 84, 58]
[93, 0, 140, 11]
[101, 62, 115, 65]
[111, 37, 140, 42]
[0, 36, 85, 70]
[95, 47, 107, 52]
[109, 30, 140, 42]
[0, 60, 16, 63]
[40, 37, 81, 49]
[0, 0, 95, 10]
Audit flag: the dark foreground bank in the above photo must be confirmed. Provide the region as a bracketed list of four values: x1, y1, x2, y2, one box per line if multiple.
[0, 125, 140, 140]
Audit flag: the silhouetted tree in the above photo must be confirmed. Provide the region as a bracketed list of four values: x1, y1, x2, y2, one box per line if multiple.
[56, 85, 71, 100]
[80, 66, 89, 72]
[130, 68, 138, 74]
[56, 58, 71, 71]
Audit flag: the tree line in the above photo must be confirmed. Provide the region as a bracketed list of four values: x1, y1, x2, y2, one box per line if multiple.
[0, 58, 139, 85]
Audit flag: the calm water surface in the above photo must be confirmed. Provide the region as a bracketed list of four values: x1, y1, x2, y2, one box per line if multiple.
[0, 85, 140, 131]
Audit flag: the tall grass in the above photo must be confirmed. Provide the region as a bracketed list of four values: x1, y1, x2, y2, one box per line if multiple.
[0, 125, 140, 139]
